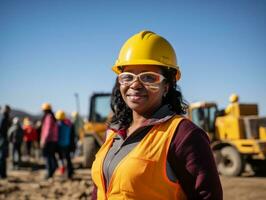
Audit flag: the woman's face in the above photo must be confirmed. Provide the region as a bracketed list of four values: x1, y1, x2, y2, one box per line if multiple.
[119, 65, 169, 117]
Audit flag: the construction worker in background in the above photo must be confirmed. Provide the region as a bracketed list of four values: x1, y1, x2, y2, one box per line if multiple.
[225, 93, 239, 115]
[8, 117, 24, 169]
[40, 103, 58, 179]
[91, 30, 222, 200]
[34, 120, 42, 145]
[0, 105, 11, 179]
[23, 117, 38, 161]
[55, 110, 75, 178]
[34, 120, 42, 160]
[71, 111, 83, 155]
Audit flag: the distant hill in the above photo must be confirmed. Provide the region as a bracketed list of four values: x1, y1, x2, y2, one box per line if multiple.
[8, 109, 86, 122]
[10, 109, 42, 122]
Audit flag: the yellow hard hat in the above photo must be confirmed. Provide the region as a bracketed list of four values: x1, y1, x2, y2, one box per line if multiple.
[112, 30, 181, 80]
[23, 117, 31, 126]
[71, 111, 78, 118]
[56, 110, 65, 120]
[229, 93, 239, 103]
[41, 103, 52, 111]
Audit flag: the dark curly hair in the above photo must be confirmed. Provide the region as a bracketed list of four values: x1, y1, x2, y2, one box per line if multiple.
[110, 68, 188, 128]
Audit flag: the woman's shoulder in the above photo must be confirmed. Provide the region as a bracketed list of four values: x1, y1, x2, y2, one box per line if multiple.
[172, 118, 210, 148]
[178, 118, 200, 131]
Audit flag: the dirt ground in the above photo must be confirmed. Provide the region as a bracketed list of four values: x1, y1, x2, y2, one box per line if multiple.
[0, 158, 266, 200]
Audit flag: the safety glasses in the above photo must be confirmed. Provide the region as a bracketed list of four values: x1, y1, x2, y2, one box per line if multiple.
[118, 71, 165, 86]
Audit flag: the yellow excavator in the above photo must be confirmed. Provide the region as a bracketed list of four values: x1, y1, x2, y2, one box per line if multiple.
[81, 93, 266, 176]
[81, 93, 111, 168]
[188, 94, 266, 176]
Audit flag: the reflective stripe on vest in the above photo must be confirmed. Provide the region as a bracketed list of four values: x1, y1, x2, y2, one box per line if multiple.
[91, 115, 187, 200]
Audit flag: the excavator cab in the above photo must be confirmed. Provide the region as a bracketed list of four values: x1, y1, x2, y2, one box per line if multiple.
[189, 102, 218, 141]
[89, 93, 112, 123]
[82, 93, 111, 167]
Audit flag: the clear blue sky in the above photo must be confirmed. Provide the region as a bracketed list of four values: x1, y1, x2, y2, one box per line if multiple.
[1, 0, 266, 117]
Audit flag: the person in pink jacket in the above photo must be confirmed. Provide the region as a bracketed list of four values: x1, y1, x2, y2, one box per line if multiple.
[40, 103, 58, 179]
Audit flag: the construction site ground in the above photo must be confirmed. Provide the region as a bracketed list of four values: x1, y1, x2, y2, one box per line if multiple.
[0, 157, 266, 200]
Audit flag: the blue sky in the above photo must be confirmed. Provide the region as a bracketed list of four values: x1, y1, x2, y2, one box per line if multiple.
[1, 0, 266, 117]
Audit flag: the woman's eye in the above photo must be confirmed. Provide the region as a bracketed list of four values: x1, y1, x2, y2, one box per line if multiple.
[122, 74, 133, 81]
[142, 74, 157, 83]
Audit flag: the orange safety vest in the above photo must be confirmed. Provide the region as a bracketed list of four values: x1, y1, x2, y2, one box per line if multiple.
[91, 115, 187, 200]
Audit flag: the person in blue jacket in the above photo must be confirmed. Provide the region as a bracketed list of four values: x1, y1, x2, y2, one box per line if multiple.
[55, 110, 75, 178]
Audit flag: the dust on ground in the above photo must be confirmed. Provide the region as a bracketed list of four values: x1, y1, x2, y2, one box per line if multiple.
[0, 159, 266, 200]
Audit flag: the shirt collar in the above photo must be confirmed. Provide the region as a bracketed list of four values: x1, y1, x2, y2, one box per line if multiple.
[108, 104, 176, 137]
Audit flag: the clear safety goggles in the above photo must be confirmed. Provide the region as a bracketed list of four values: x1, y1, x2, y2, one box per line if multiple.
[118, 71, 165, 86]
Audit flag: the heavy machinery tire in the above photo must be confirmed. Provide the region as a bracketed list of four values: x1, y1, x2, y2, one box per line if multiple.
[217, 146, 244, 176]
[83, 136, 98, 168]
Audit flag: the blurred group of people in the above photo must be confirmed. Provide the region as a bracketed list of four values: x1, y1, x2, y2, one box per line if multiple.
[8, 117, 40, 169]
[0, 103, 83, 180]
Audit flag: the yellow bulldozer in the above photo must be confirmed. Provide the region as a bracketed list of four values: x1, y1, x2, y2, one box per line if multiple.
[81, 93, 266, 176]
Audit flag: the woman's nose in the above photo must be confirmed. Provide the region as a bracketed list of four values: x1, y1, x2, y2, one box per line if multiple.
[129, 78, 143, 89]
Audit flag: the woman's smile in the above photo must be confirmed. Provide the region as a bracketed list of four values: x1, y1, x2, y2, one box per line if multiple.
[126, 93, 147, 102]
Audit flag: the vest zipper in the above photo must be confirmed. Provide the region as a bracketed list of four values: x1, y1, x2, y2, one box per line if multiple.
[106, 149, 131, 195]
[100, 138, 115, 196]
[105, 142, 123, 189]
[105, 136, 131, 193]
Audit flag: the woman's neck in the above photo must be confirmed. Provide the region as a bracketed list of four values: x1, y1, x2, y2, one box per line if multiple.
[127, 112, 149, 136]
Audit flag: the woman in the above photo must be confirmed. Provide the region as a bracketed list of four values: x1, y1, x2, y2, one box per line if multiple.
[40, 103, 58, 179]
[91, 30, 223, 200]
